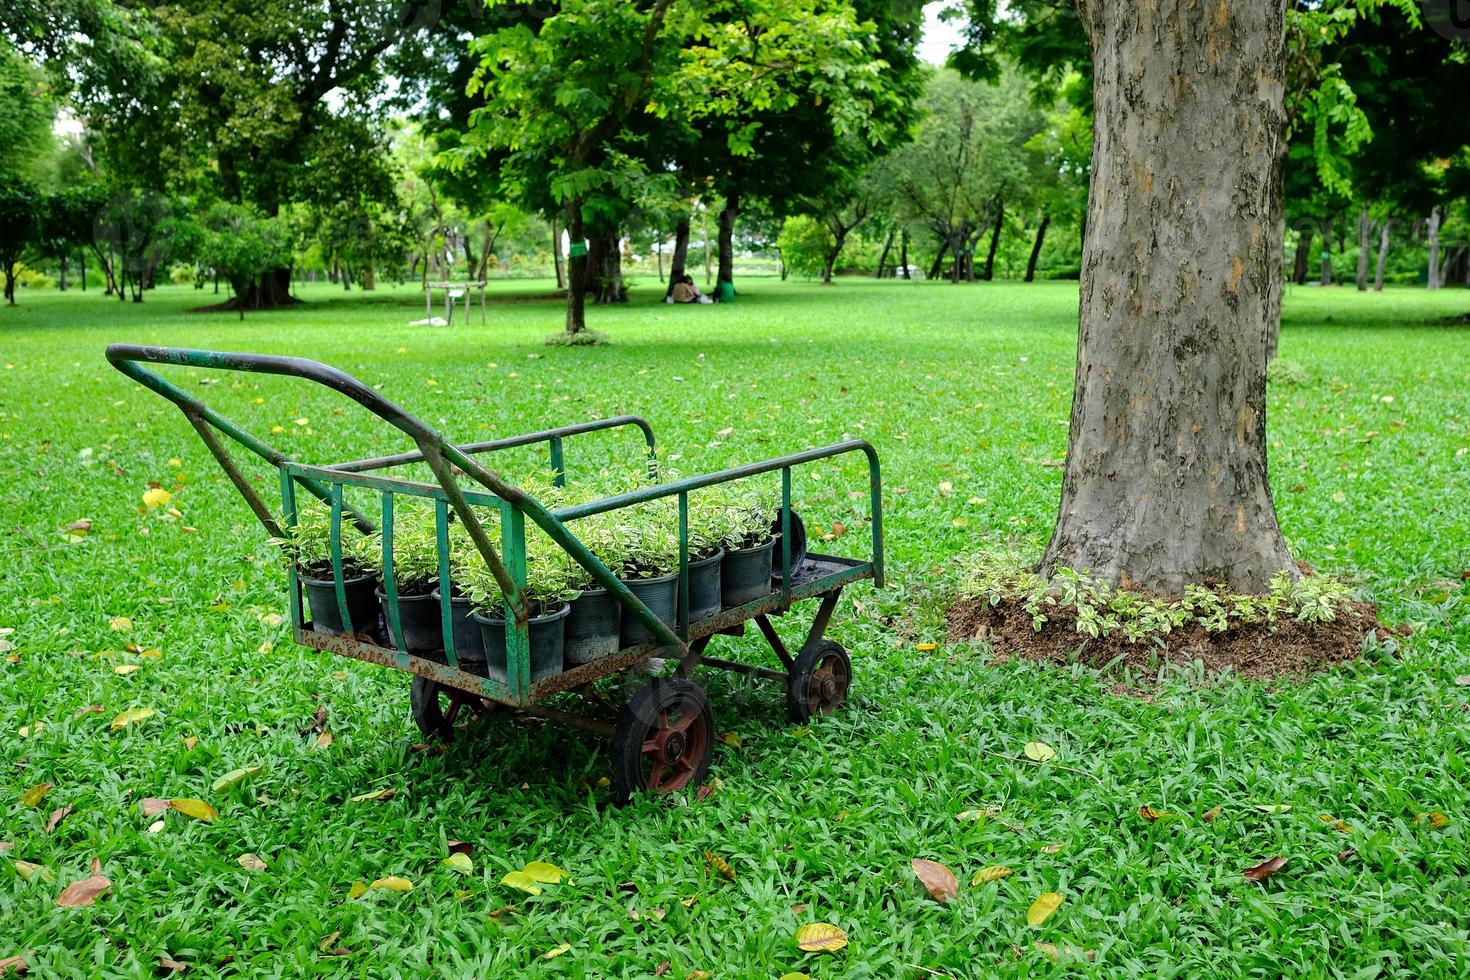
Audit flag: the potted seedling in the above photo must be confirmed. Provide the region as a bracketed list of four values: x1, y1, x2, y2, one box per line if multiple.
[462, 529, 575, 685]
[377, 504, 445, 659]
[605, 499, 683, 647]
[277, 502, 381, 637]
[435, 520, 491, 668]
[720, 485, 781, 606]
[683, 491, 730, 623]
[561, 509, 625, 665]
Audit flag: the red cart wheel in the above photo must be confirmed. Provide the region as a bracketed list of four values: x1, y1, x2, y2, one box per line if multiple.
[786, 639, 851, 722]
[410, 675, 492, 740]
[611, 678, 714, 803]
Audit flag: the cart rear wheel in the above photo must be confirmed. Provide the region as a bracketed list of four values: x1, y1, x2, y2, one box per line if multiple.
[786, 639, 851, 722]
[410, 676, 491, 740]
[611, 678, 714, 803]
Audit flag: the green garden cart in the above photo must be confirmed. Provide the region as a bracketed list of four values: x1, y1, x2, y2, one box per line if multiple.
[107, 346, 883, 800]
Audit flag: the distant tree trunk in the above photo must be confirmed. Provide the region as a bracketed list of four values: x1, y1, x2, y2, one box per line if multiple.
[1291, 229, 1312, 285]
[79, 252, 87, 291]
[927, 239, 948, 281]
[58, 254, 68, 291]
[1372, 220, 1390, 292]
[1025, 215, 1050, 282]
[564, 201, 587, 333]
[875, 227, 895, 278]
[226, 267, 298, 310]
[362, 264, 376, 291]
[2, 262, 15, 305]
[1319, 219, 1334, 286]
[655, 239, 663, 282]
[717, 193, 738, 289]
[899, 230, 911, 279]
[552, 216, 565, 290]
[1427, 206, 1442, 289]
[821, 230, 848, 284]
[982, 199, 1004, 280]
[1355, 209, 1372, 291]
[666, 217, 690, 298]
[586, 226, 624, 305]
[1043, 0, 1295, 594]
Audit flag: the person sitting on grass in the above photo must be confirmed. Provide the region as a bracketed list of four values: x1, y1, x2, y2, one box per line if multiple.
[671, 274, 703, 304]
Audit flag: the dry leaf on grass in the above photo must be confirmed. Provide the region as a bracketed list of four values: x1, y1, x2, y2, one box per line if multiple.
[1023, 741, 1056, 762]
[1244, 857, 1288, 882]
[19, 784, 51, 809]
[911, 859, 958, 903]
[140, 798, 169, 816]
[55, 873, 111, 907]
[237, 853, 267, 871]
[704, 851, 735, 879]
[13, 861, 54, 884]
[168, 799, 216, 823]
[1415, 811, 1450, 829]
[349, 787, 395, 803]
[543, 944, 571, 960]
[370, 876, 413, 892]
[973, 865, 1013, 885]
[795, 922, 848, 953]
[1201, 805, 1222, 822]
[1034, 942, 1095, 964]
[1026, 892, 1064, 926]
[442, 853, 473, 875]
[44, 805, 72, 833]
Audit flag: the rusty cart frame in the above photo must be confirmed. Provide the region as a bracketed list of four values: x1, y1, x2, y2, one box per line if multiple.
[106, 344, 883, 798]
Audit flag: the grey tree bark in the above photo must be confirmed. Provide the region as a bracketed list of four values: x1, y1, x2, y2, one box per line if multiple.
[1043, 0, 1296, 594]
[1427, 206, 1442, 290]
[1373, 220, 1390, 292]
[665, 216, 690, 298]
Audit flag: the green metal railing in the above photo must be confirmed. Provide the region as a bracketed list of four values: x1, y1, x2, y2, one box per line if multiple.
[106, 345, 883, 706]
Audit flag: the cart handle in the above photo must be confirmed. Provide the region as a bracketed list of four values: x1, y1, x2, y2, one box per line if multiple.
[105, 344, 540, 628]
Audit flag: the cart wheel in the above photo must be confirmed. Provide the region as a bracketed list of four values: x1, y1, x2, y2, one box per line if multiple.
[786, 639, 851, 723]
[610, 678, 714, 803]
[410, 675, 491, 740]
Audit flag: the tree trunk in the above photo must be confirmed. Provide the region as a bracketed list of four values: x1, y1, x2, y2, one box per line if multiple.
[1025, 215, 1050, 282]
[1265, 124, 1288, 360]
[821, 231, 847, 284]
[1355, 209, 1371, 292]
[3, 262, 15, 305]
[80, 252, 86, 291]
[928, 239, 948, 281]
[1372, 220, 1390, 292]
[58, 254, 68, 291]
[1291, 228, 1312, 285]
[666, 217, 690, 298]
[222, 267, 299, 310]
[656, 239, 663, 282]
[717, 193, 738, 288]
[1043, 0, 1295, 594]
[982, 199, 1004, 281]
[899, 230, 911, 279]
[875, 227, 896, 278]
[1319, 218, 1333, 286]
[552, 215, 565, 290]
[362, 264, 376, 291]
[586, 226, 624, 304]
[564, 201, 587, 333]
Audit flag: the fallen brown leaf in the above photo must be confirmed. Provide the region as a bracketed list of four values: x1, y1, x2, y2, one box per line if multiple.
[695, 784, 716, 802]
[911, 858, 958, 903]
[1201, 805, 1222, 822]
[55, 873, 111, 907]
[0, 954, 29, 975]
[140, 797, 169, 816]
[654, 962, 670, 977]
[1336, 848, 1356, 861]
[704, 850, 735, 879]
[158, 957, 188, 973]
[1243, 857, 1288, 882]
[446, 840, 474, 856]
[44, 805, 72, 834]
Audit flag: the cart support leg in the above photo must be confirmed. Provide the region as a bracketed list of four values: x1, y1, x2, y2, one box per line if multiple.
[803, 589, 842, 651]
[754, 615, 795, 670]
[675, 635, 711, 678]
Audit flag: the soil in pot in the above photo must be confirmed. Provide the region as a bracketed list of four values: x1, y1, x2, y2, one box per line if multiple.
[566, 587, 621, 666]
[686, 549, 724, 623]
[722, 538, 776, 607]
[378, 581, 444, 660]
[430, 587, 487, 669]
[474, 602, 571, 685]
[302, 571, 380, 637]
[619, 571, 680, 647]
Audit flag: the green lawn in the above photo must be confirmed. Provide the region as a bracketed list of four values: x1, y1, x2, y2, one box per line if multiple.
[3, 277, 1469, 978]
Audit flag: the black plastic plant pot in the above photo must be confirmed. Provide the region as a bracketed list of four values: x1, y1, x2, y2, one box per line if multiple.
[722, 538, 776, 607]
[771, 510, 808, 586]
[473, 603, 571, 685]
[565, 588, 622, 666]
[619, 571, 680, 647]
[302, 573, 379, 636]
[430, 589, 487, 669]
[377, 586, 444, 661]
[686, 549, 724, 623]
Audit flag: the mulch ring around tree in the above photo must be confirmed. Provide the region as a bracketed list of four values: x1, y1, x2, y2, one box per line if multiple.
[944, 597, 1409, 683]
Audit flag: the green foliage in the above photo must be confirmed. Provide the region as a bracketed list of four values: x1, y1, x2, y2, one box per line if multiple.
[386, 503, 442, 594]
[452, 512, 580, 616]
[0, 41, 55, 185]
[775, 215, 833, 280]
[958, 553, 1357, 643]
[191, 202, 294, 299]
[273, 502, 380, 579]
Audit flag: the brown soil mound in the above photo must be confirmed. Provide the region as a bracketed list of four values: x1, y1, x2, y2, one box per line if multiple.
[945, 597, 1404, 682]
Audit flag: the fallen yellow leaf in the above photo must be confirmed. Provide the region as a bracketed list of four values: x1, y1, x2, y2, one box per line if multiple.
[167, 799, 217, 823]
[20, 783, 52, 808]
[972, 865, 1013, 885]
[915, 642, 937, 651]
[500, 870, 542, 895]
[443, 853, 473, 875]
[237, 853, 267, 871]
[543, 944, 571, 960]
[370, 876, 413, 892]
[142, 487, 172, 510]
[113, 664, 141, 675]
[1027, 892, 1064, 926]
[350, 786, 395, 803]
[521, 861, 566, 883]
[109, 616, 134, 631]
[347, 881, 368, 900]
[795, 922, 848, 953]
[109, 707, 155, 731]
[13, 860, 55, 883]
[1024, 741, 1057, 762]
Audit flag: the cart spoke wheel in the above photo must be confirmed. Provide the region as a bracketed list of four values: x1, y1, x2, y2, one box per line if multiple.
[410, 675, 492, 741]
[611, 678, 714, 804]
[786, 639, 852, 723]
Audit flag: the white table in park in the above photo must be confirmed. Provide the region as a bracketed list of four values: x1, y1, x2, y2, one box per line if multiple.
[420, 280, 487, 326]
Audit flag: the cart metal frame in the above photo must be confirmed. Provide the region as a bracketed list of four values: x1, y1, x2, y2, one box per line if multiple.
[106, 345, 883, 739]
